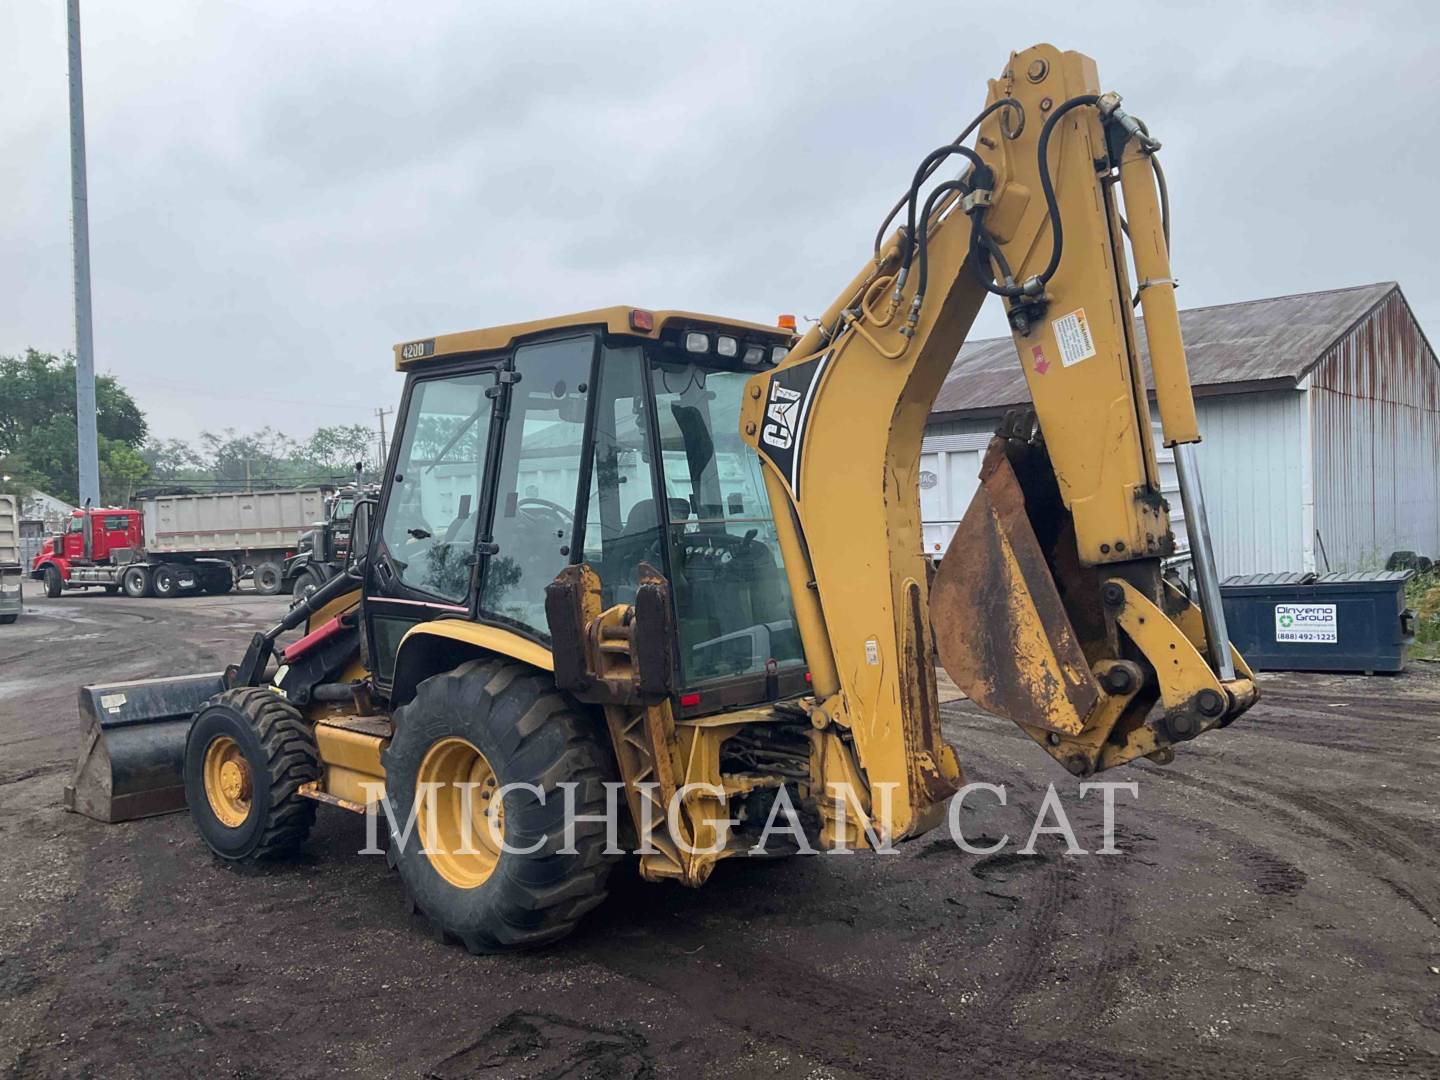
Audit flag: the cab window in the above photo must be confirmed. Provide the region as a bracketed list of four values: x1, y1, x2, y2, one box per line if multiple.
[579, 344, 664, 608]
[649, 355, 804, 685]
[377, 371, 495, 602]
[479, 336, 594, 639]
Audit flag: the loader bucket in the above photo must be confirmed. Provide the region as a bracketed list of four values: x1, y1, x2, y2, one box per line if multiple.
[930, 439, 1103, 736]
[64, 672, 227, 822]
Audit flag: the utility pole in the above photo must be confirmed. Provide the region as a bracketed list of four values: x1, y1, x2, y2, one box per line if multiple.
[375, 407, 394, 471]
[67, 0, 101, 508]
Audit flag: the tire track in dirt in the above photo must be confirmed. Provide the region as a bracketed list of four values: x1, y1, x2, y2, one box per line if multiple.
[1162, 768, 1437, 925]
[583, 920, 1245, 1079]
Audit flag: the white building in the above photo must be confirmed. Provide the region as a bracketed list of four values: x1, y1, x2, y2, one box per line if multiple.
[923, 282, 1440, 577]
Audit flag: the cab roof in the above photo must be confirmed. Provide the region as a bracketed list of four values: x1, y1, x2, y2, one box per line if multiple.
[393, 306, 794, 370]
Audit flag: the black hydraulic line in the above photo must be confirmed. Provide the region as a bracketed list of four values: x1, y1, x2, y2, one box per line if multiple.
[961, 221, 1019, 296]
[913, 179, 973, 304]
[899, 144, 986, 274]
[873, 97, 1024, 256]
[1031, 93, 1100, 288]
[915, 93, 1104, 316]
[893, 94, 1170, 333]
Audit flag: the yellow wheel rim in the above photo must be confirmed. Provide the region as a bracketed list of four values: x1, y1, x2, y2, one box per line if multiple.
[202, 735, 253, 829]
[415, 737, 505, 889]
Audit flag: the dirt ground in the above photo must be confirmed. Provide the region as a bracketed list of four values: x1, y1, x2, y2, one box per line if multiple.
[1, 588, 1437, 1079]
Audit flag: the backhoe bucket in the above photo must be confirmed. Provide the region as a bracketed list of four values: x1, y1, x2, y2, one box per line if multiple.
[64, 672, 226, 822]
[930, 440, 1103, 736]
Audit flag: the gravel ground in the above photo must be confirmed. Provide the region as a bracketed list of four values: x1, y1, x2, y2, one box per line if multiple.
[1, 589, 1437, 1078]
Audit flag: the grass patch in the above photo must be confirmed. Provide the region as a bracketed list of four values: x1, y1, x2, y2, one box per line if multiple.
[1407, 571, 1440, 660]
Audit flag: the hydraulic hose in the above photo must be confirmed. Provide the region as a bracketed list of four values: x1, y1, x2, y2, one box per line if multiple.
[899, 144, 986, 275]
[913, 179, 972, 305]
[1031, 93, 1100, 288]
[873, 97, 1024, 256]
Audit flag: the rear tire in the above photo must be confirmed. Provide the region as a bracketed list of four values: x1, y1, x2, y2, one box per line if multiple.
[382, 659, 619, 953]
[151, 564, 180, 599]
[253, 561, 283, 595]
[43, 566, 62, 598]
[0, 614, 16, 625]
[121, 565, 152, 598]
[184, 687, 320, 861]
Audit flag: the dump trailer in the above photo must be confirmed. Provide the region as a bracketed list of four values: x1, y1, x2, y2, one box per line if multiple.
[68, 44, 1257, 953]
[31, 488, 331, 598]
[0, 493, 22, 624]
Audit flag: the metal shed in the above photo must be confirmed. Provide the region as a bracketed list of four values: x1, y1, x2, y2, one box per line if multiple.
[924, 282, 1440, 577]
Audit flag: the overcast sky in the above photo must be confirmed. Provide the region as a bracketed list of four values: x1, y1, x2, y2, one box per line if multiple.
[4, 1, 1437, 444]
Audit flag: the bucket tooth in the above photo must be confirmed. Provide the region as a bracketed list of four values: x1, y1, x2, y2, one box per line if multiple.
[64, 673, 227, 823]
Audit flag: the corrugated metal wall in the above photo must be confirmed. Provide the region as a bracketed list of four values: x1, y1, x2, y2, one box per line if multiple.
[1189, 391, 1310, 577]
[1310, 290, 1440, 570]
[922, 392, 1310, 577]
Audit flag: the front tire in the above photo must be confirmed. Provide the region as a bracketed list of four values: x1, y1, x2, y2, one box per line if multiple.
[121, 565, 152, 598]
[183, 687, 320, 860]
[43, 566, 62, 598]
[295, 566, 327, 603]
[252, 561, 283, 595]
[382, 659, 619, 953]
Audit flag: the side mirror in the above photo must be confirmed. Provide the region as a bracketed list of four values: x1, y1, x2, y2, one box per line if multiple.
[349, 498, 377, 569]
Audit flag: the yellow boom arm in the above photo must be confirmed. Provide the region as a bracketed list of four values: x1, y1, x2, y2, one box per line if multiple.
[740, 44, 1256, 842]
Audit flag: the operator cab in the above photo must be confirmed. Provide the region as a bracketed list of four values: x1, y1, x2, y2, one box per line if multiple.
[365, 308, 807, 714]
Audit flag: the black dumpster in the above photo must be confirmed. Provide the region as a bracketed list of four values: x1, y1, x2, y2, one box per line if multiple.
[1220, 571, 1416, 673]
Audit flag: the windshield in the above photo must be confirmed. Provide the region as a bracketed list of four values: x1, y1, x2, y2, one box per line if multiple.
[649, 357, 805, 684]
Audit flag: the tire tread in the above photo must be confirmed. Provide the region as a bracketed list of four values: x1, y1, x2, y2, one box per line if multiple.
[384, 659, 619, 952]
[202, 687, 320, 859]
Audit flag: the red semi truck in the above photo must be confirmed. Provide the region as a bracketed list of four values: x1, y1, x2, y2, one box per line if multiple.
[31, 507, 236, 598]
[30, 488, 333, 598]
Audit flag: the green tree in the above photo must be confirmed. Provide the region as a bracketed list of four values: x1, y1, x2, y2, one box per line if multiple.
[306, 424, 376, 474]
[199, 427, 306, 487]
[0, 453, 37, 504]
[101, 442, 150, 505]
[0, 349, 149, 504]
[140, 437, 207, 481]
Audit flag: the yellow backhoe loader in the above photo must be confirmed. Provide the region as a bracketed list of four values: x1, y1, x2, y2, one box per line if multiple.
[66, 43, 1256, 951]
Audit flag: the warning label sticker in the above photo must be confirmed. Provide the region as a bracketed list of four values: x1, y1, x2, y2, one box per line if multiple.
[1274, 603, 1338, 644]
[1052, 308, 1097, 367]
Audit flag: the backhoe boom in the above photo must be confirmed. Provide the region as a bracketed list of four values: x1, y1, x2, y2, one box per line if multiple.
[740, 43, 1256, 842]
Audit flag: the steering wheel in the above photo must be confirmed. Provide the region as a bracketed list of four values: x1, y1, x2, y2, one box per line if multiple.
[515, 497, 574, 525]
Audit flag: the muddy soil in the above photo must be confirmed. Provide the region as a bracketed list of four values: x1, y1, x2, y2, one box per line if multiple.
[1, 590, 1437, 1078]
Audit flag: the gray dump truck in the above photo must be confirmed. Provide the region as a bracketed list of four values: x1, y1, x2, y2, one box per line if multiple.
[0, 493, 23, 623]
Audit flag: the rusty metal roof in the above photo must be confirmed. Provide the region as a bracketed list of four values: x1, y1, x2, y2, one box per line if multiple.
[934, 282, 1402, 418]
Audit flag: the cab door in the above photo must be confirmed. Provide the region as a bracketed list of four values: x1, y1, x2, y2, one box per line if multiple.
[475, 334, 597, 641]
[61, 516, 85, 562]
[365, 364, 501, 689]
